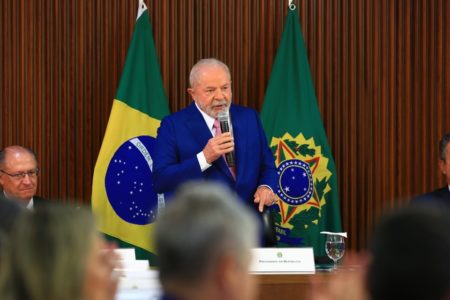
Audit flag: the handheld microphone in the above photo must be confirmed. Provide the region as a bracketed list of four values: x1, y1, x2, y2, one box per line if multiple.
[218, 110, 235, 167]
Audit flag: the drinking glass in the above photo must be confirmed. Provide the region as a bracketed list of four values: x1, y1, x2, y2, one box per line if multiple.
[325, 234, 345, 269]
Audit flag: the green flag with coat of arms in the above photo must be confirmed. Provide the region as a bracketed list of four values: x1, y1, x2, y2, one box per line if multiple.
[260, 7, 342, 256]
[91, 0, 170, 264]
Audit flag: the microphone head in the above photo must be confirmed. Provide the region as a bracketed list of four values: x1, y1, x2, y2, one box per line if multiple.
[218, 110, 229, 122]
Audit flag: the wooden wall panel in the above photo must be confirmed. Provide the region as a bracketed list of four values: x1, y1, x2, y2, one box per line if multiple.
[0, 0, 448, 251]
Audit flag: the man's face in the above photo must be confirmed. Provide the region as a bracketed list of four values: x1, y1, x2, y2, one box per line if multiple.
[0, 151, 38, 203]
[439, 143, 450, 186]
[187, 65, 232, 118]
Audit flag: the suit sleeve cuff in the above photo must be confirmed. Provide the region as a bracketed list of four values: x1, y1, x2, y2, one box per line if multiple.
[257, 185, 273, 192]
[197, 151, 212, 172]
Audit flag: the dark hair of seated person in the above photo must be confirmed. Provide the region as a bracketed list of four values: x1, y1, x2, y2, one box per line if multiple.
[367, 206, 450, 300]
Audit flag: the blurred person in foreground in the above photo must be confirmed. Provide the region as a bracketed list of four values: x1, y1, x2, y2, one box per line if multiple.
[310, 206, 450, 300]
[367, 206, 450, 300]
[0, 205, 119, 300]
[153, 58, 277, 213]
[0, 146, 45, 209]
[414, 133, 450, 208]
[309, 252, 369, 300]
[155, 182, 259, 300]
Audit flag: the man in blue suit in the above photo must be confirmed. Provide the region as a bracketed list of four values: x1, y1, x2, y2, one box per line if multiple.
[153, 58, 277, 213]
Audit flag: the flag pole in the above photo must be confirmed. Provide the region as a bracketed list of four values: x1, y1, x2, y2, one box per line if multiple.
[137, 0, 147, 20]
[288, 0, 296, 10]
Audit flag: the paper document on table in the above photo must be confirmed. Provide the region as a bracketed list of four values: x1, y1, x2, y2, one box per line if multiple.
[119, 269, 158, 279]
[250, 248, 315, 274]
[116, 260, 149, 270]
[113, 248, 136, 261]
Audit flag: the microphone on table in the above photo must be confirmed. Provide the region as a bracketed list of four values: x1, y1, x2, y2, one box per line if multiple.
[218, 110, 235, 167]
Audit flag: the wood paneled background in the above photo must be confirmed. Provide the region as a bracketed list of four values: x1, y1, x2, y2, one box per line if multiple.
[1, 0, 449, 251]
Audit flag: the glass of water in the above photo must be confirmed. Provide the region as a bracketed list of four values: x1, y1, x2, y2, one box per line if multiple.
[325, 234, 345, 269]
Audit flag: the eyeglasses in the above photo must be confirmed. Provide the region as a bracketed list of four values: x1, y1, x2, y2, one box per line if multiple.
[0, 169, 39, 180]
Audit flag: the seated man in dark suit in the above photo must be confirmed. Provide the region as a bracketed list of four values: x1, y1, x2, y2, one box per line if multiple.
[0, 146, 45, 209]
[414, 133, 450, 208]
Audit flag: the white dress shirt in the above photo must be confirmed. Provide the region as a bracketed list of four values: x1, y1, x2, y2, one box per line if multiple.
[194, 102, 232, 171]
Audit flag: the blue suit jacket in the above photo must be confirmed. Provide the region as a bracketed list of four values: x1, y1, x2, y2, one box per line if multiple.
[153, 103, 277, 206]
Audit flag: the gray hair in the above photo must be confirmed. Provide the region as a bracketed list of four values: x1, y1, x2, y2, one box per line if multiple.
[439, 133, 450, 161]
[189, 58, 231, 87]
[155, 182, 258, 287]
[0, 146, 37, 168]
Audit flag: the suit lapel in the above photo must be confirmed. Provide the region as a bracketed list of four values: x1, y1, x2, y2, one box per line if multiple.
[185, 103, 213, 148]
[230, 105, 247, 182]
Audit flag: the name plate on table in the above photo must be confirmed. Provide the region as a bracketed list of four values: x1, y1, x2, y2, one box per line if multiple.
[250, 248, 315, 274]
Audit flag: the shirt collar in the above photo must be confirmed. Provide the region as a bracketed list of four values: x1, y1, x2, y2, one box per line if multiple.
[26, 197, 34, 210]
[3, 191, 34, 209]
[194, 102, 216, 130]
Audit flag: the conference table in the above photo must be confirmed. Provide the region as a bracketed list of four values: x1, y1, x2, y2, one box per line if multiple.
[117, 268, 344, 300]
[115, 244, 351, 300]
[254, 271, 334, 300]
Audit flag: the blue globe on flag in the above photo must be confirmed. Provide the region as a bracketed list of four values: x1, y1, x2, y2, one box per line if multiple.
[105, 135, 160, 225]
[276, 159, 313, 206]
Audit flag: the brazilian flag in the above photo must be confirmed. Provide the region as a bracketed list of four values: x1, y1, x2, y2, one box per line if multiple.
[260, 7, 342, 256]
[91, 1, 169, 263]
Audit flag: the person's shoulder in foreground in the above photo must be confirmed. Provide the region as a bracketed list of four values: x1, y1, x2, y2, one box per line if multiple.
[0, 194, 24, 242]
